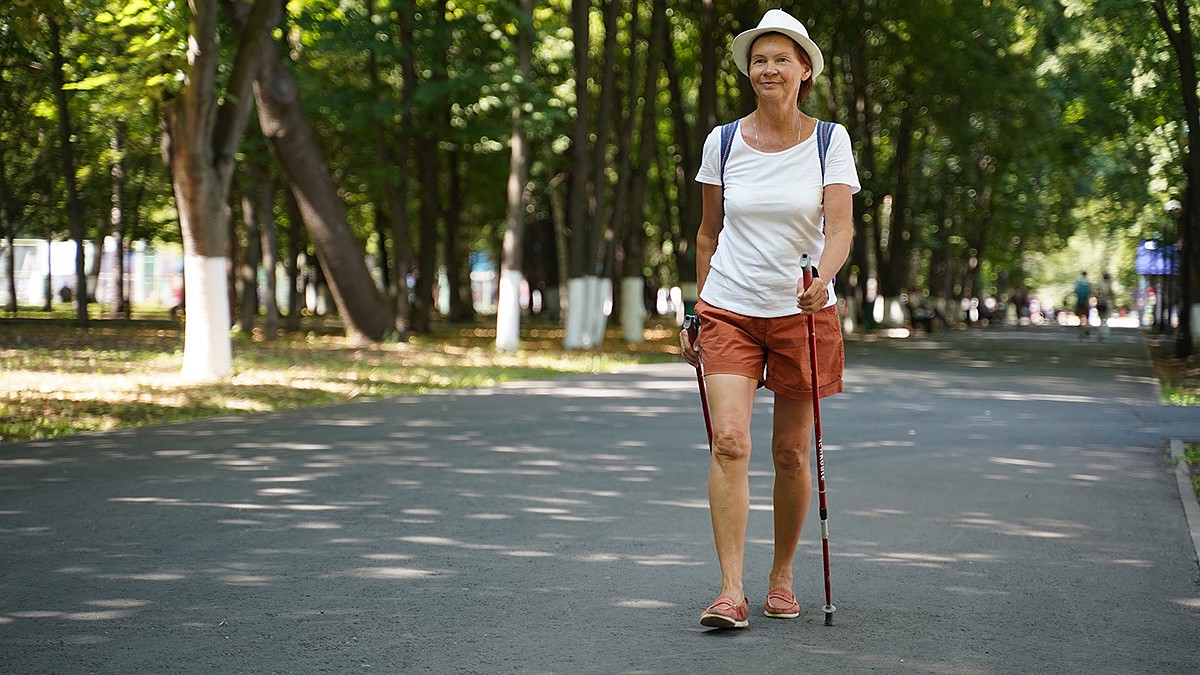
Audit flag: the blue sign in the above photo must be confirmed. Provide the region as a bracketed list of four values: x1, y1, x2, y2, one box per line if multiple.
[469, 251, 494, 273]
[1136, 240, 1177, 276]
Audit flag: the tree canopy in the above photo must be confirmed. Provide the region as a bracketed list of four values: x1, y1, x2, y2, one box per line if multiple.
[1, 0, 1195, 354]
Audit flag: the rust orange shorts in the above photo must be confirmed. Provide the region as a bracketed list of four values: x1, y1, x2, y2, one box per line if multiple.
[696, 299, 845, 400]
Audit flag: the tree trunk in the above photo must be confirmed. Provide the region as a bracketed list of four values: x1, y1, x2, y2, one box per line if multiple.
[605, 0, 640, 286]
[2, 229, 14, 315]
[565, 0, 600, 348]
[496, 0, 533, 351]
[373, 204, 391, 292]
[48, 18, 88, 327]
[227, 193, 244, 325]
[620, 1, 667, 344]
[664, 25, 698, 314]
[284, 184, 303, 331]
[396, 2, 420, 331]
[844, 6, 873, 327]
[43, 234, 52, 313]
[412, 127, 441, 332]
[258, 172, 280, 339]
[0, 145, 15, 315]
[881, 84, 916, 296]
[161, 0, 279, 381]
[238, 165, 265, 333]
[1153, 0, 1197, 356]
[109, 122, 128, 318]
[590, 0, 619, 240]
[444, 153, 473, 322]
[248, 14, 395, 343]
[673, 0, 719, 316]
[405, 2, 448, 333]
[368, 0, 412, 337]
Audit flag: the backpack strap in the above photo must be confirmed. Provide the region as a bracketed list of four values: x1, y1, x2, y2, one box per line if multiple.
[719, 119, 740, 184]
[722, 118, 833, 183]
[815, 120, 835, 182]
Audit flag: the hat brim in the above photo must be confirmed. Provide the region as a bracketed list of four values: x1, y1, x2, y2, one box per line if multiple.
[732, 28, 824, 81]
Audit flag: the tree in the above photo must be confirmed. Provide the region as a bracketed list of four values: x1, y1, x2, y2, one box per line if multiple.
[1152, 0, 1197, 356]
[563, 0, 603, 348]
[47, 16, 89, 326]
[618, 1, 667, 344]
[162, 0, 279, 380]
[222, 0, 400, 343]
[496, 0, 534, 351]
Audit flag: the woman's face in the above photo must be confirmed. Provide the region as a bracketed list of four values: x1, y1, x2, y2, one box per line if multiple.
[748, 33, 811, 104]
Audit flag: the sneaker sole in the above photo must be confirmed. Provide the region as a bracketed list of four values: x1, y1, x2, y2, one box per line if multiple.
[700, 612, 749, 629]
[763, 609, 800, 619]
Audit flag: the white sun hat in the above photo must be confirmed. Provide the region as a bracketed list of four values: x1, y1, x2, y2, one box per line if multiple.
[732, 9, 824, 80]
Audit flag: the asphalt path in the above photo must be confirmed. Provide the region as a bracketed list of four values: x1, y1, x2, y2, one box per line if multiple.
[1, 325, 1198, 674]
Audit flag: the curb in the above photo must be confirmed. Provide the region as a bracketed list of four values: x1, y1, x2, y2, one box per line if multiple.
[1169, 439, 1200, 572]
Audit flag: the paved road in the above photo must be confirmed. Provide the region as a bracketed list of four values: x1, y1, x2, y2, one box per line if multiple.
[1, 326, 1198, 674]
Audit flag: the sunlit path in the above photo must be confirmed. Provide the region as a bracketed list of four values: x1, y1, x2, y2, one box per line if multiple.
[1, 326, 1197, 673]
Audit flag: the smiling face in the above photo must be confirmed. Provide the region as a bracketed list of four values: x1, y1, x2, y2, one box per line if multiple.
[748, 32, 814, 105]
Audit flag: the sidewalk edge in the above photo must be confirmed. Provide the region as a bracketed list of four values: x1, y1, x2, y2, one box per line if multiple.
[1169, 438, 1200, 572]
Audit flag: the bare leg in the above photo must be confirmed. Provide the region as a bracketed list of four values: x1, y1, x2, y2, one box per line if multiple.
[768, 393, 814, 591]
[704, 373, 759, 602]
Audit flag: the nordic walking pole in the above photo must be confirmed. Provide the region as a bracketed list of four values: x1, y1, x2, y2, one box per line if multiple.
[683, 314, 713, 452]
[800, 254, 836, 626]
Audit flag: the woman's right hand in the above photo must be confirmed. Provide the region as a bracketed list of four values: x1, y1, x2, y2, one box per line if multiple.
[680, 327, 701, 368]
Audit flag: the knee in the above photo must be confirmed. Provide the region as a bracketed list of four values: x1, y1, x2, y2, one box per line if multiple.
[711, 429, 751, 466]
[773, 443, 810, 476]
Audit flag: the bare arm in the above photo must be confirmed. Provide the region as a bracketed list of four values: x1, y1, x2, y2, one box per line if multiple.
[798, 183, 854, 313]
[681, 182, 724, 366]
[696, 183, 725, 297]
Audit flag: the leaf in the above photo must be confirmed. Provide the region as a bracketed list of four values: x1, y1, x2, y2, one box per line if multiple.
[61, 72, 119, 91]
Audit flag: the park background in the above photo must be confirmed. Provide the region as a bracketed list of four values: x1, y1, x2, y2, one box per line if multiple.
[1, 0, 1198, 376]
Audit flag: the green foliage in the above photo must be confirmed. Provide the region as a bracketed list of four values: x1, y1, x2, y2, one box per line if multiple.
[1184, 443, 1200, 496]
[1, 0, 1193, 333]
[1166, 387, 1200, 407]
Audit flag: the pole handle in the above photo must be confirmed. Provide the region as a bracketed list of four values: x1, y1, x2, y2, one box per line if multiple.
[800, 253, 814, 293]
[683, 314, 699, 345]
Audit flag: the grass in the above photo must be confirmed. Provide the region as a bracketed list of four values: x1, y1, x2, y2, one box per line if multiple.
[1145, 333, 1200, 406]
[1, 308, 682, 444]
[1183, 443, 1200, 499]
[1145, 334, 1200, 499]
[4, 308, 1198, 446]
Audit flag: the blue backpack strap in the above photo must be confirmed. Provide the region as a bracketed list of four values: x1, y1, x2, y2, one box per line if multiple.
[815, 120, 835, 182]
[719, 119, 740, 184]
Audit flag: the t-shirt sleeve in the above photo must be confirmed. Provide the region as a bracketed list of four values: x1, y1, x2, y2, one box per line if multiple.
[695, 126, 723, 186]
[824, 123, 861, 194]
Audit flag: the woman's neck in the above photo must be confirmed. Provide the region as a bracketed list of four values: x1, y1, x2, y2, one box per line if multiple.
[756, 103, 800, 127]
[751, 104, 806, 151]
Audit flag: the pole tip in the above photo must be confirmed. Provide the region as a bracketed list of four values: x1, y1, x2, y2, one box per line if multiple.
[823, 605, 836, 626]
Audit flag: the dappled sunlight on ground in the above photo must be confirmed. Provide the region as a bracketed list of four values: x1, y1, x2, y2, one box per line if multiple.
[1, 326, 1197, 673]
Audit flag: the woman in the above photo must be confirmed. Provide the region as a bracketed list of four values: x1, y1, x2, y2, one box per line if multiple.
[680, 9, 860, 629]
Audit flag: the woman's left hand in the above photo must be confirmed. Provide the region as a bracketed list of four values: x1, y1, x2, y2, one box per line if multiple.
[796, 278, 828, 314]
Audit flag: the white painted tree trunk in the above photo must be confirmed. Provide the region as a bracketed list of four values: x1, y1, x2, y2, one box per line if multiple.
[588, 275, 609, 343]
[181, 254, 232, 382]
[587, 276, 610, 347]
[495, 268, 523, 351]
[621, 276, 644, 344]
[564, 277, 588, 349]
[564, 275, 609, 349]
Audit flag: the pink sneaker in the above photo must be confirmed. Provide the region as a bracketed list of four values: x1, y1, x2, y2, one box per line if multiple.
[700, 594, 750, 629]
[763, 588, 800, 619]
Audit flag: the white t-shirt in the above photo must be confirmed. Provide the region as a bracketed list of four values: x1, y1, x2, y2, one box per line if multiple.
[695, 120, 861, 317]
